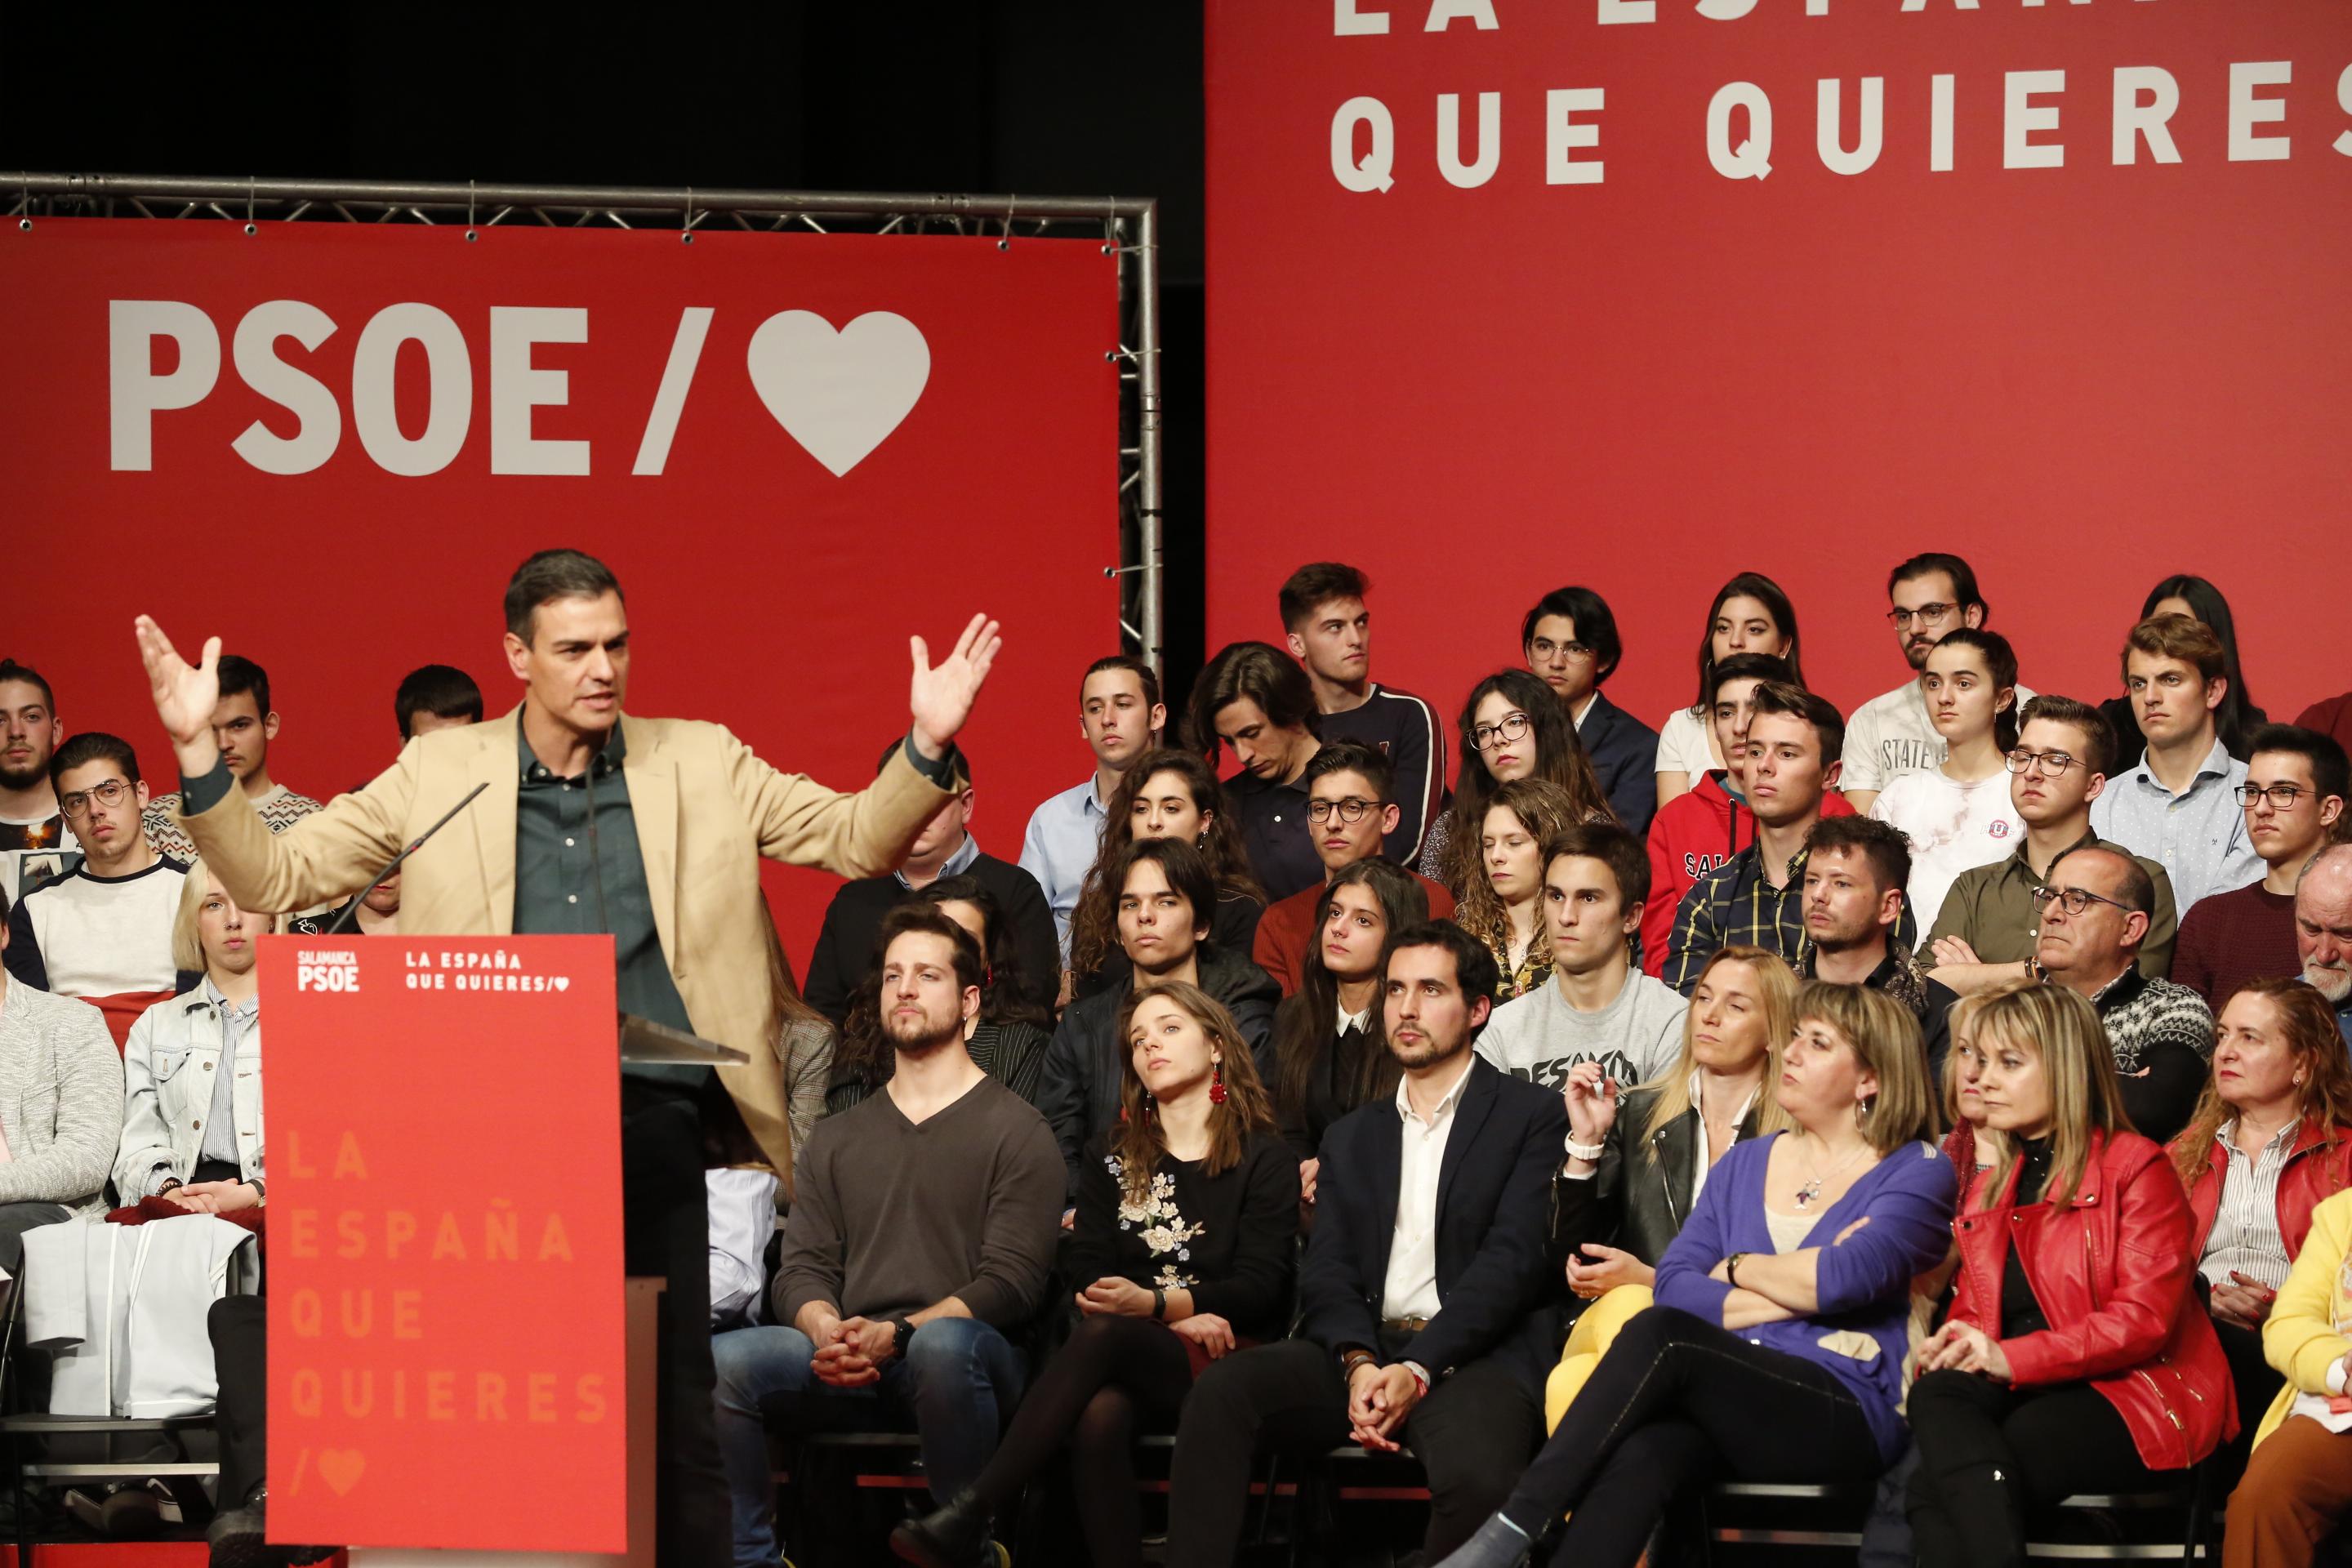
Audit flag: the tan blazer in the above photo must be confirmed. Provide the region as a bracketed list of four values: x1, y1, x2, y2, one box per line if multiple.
[172, 704, 949, 1172]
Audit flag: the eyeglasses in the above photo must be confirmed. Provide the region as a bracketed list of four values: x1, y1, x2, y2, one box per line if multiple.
[57, 778, 133, 819]
[2031, 884, 2132, 917]
[2236, 784, 2312, 809]
[1307, 797, 1378, 824]
[1472, 712, 1532, 752]
[2004, 749, 2080, 777]
[1886, 603, 1957, 628]
[1526, 639, 1597, 663]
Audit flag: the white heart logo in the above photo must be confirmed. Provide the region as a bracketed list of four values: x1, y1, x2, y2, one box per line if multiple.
[746, 311, 930, 477]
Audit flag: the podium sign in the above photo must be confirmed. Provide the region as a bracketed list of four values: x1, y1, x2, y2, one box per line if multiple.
[261, 934, 626, 1553]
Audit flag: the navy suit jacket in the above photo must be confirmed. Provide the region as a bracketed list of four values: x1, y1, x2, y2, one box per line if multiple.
[1581, 690, 1661, 838]
[1297, 1054, 1566, 1390]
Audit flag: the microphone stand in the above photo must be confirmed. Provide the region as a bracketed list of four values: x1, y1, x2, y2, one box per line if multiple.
[326, 782, 490, 935]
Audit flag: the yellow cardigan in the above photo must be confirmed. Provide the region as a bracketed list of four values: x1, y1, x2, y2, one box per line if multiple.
[2256, 1186, 2352, 1448]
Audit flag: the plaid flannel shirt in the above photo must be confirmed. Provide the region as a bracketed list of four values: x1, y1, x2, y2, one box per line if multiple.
[1664, 843, 1813, 996]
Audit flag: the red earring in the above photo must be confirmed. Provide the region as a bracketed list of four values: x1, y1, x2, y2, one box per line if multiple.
[1209, 1060, 1228, 1105]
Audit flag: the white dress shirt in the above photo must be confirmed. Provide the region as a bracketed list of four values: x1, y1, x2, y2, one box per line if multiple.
[1382, 1055, 1474, 1321]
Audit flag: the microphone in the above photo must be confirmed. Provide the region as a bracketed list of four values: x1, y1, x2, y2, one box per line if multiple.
[327, 782, 490, 935]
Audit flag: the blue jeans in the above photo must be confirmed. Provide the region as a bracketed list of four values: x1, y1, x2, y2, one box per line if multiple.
[711, 1316, 1027, 1567]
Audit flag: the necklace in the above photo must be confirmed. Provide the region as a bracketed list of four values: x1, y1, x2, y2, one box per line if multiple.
[1793, 1134, 1870, 1209]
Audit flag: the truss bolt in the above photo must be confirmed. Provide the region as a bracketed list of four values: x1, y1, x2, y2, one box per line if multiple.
[1101, 244, 1113, 256]
[466, 230, 479, 243]
[1104, 351, 1116, 362]
[996, 238, 1009, 252]
[16, 219, 29, 233]
[682, 232, 693, 246]
[243, 222, 257, 237]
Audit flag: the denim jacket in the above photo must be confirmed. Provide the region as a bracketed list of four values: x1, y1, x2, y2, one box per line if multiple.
[114, 989, 265, 1202]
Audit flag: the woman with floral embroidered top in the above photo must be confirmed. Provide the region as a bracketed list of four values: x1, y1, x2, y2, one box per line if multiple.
[893, 980, 1299, 1568]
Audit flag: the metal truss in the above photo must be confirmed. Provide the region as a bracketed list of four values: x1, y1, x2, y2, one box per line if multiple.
[7, 172, 1165, 675]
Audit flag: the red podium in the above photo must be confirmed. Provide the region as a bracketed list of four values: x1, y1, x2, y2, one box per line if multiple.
[258, 935, 630, 1555]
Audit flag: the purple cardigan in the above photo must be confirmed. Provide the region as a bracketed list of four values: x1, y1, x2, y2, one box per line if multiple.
[1654, 1132, 1958, 1462]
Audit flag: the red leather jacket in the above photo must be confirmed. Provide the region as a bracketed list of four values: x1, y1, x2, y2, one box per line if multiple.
[2177, 1118, 2352, 1265]
[1949, 1129, 2236, 1471]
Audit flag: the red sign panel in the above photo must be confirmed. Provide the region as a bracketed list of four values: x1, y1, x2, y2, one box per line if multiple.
[261, 934, 621, 1552]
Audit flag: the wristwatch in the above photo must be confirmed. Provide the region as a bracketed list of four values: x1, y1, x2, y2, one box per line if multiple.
[247, 1178, 266, 1204]
[1725, 1252, 1748, 1288]
[882, 1316, 917, 1356]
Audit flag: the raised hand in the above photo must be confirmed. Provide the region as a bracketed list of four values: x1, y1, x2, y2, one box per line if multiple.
[1562, 1061, 1619, 1144]
[134, 617, 222, 754]
[908, 613, 1003, 759]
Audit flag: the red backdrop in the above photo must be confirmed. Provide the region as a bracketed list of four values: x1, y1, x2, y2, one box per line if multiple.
[0, 219, 1119, 964]
[1206, 3, 2352, 733]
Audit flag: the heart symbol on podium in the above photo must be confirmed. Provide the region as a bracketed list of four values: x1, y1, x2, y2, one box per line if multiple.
[320, 1450, 366, 1495]
[552, 976, 569, 991]
[746, 311, 931, 477]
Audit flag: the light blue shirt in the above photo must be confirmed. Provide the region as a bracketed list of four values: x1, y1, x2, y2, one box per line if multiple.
[198, 979, 256, 1169]
[2090, 737, 2261, 916]
[1019, 777, 1111, 963]
[894, 829, 980, 891]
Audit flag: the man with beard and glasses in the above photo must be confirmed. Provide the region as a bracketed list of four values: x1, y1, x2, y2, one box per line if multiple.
[2296, 844, 2352, 1047]
[0, 659, 74, 903]
[713, 907, 1062, 1568]
[1841, 554, 2033, 816]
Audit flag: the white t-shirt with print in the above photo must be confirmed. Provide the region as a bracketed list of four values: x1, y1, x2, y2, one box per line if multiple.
[1869, 769, 2026, 935]
[1840, 679, 2036, 796]
[1654, 706, 1718, 777]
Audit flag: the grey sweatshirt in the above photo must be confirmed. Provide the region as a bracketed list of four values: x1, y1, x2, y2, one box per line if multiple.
[1473, 964, 1688, 1096]
[0, 978, 126, 1216]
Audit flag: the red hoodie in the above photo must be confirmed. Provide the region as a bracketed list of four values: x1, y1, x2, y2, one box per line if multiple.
[1642, 773, 1855, 977]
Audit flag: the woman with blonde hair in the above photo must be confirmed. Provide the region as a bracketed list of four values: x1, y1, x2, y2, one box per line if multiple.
[1907, 982, 2234, 1568]
[1454, 778, 1581, 1000]
[1544, 946, 1795, 1423]
[893, 981, 1298, 1568]
[1434, 982, 1953, 1568]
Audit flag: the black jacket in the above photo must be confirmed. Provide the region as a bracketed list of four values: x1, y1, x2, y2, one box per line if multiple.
[1579, 690, 1662, 838]
[1552, 1083, 1761, 1276]
[802, 847, 1060, 1026]
[1036, 943, 1281, 1200]
[1297, 1055, 1566, 1391]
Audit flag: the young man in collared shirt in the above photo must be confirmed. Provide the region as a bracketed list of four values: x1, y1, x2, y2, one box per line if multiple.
[2092, 614, 2263, 915]
[1927, 696, 2180, 995]
[1523, 586, 1659, 836]
[1844, 555, 2013, 814]
[1018, 656, 1166, 973]
[1281, 564, 1444, 866]
[1191, 641, 1327, 903]
[2295, 845, 2352, 1047]
[1798, 816, 1958, 1081]
[1165, 922, 1565, 1568]
[144, 656, 324, 862]
[0, 659, 76, 906]
[1251, 742, 1453, 995]
[1665, 683, 1859, 994]
[2036, 844, 2215, 1143]
[2172, 725, 2349, 1007]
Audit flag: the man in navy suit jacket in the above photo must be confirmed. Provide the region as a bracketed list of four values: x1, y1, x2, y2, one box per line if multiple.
[1164, 921, 1567, 1568]
[1525, 586, 1661, 835]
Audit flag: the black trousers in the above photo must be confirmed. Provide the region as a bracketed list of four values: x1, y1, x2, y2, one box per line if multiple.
[622, 1076, 729, 1568]
[2213, 1317, 2281, 1491]
[1165, 1335, 1541, 1568]
[1908, 1369, 2154, 1568]
[210, 1295, 268, 1508]
[1503, 1306, 1883, 1566]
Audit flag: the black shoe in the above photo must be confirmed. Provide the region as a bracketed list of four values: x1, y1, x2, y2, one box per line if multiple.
[206, 1491, 338, 1568]
[889, 1488, 998, 1568]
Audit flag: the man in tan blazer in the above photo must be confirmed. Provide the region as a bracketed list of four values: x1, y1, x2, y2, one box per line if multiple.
[136, 548, 1000, 1567]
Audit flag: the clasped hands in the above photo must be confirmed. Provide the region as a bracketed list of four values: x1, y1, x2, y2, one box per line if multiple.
[163, 1180, 261, 1214]
[1345, 1360, 1423, 1453]
[804, 1312, 902, 1388]
[1076, 1276, 1237, 1360]
[1918, 1321, 2015, 1382]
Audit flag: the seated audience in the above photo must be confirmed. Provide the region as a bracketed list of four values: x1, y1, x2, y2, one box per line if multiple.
[1844, 553, 2033, 815]
[1654, 572, 1803, 811]
[1927, 696, 2180, 991]
[2170, 978, 2352, 1490]
[1432, 982, 1954, 1568]
[2297, 844, 2352, 1045]
[1664, 682, 1866, 993]
[1868, 629, 2025, 933]
[1478, 824, 1686, 1093]
[2092, 615, 2262, 913]
[1800, 816, 1959, 1081]
[1039, 840, 1277, 1200]
[711, 909, 1063, 1568]
[2224, 1185, 2352, 1567]
[1019, 656, 1165, 970]
[1165, 923, 1566, 1568]
[2035, 844, 2216, 1142]
[0, 886, 122, 1252]
[828, 875, 1052, 1114]
[2098, 576, 2266, 774]
[394, 662, 483, 743]
[7, 733, 189, 1041]
[1267, 861, 1428, 1187]
[1251, 742, 1452, 994]
[1456, 779, 1581, 1000]
[145, 655, 324, 862]
[890, 982, 1299, 1568]
[2172, 724, 2348, 1006]
[0, 658, 73, 905]
[1906, 983, 2233, 1568]
[1189, 641, 1327, 902]
[1423, 668, 1614, 892]
[1067, 747, 1266, 997]
[1521, 586, 1659, 834]
[1546, 946, 1796, 1419]
[1280, 563, 1443, 865]
[803, 742, 1058, 1026]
